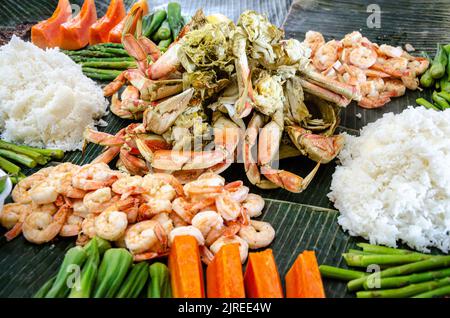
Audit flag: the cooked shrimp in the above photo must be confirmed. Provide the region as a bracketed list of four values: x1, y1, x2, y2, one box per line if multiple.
[80, 214, 96, 238]
[72, 163, 121, 191]
[1, 203, 30, 229]
[225, 182, 249, 203]
[341, 64, 367, 86]
[172, 196, 215, 223]
[183, 173, 225, 200]
[191, 211, 224, 245]
[378, 44, 403, 58]
[83, 187, 112, 214]
[94, 209, 128, 241]
[72, 199, 90, 218]
[142, 173, 184, 199]
[168, 226, 205, 246]
[138, 198, 172, 220]
[341, 31, 363, 47]
[60, 213, 83, 237]
[384, 79, 406, 97]
[210, 235, 249, 263]
[169, 211, 189, 227]
[29, 180, 59, 205]
[111, 175, 144, 198]
[55, 172, 86, 199]
[31, 202, 58, 215]
[125, 220, 166, 254]
[12, 174, 45, 204]
[151, 212, 174, 236]
[242, 193, 265, 218]
[22, 205, 69, 244]
[349, 44, 377, 69]
[303, 31, 325, 56]
[312, 40, 341, 71]
[51, 162, 80, 174]
[215, 192, 241, 221]
[238, 220, 275, 249]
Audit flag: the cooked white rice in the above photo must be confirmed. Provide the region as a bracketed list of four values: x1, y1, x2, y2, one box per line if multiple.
[0, 36, 107, 151]
[328, 107, 450, 253]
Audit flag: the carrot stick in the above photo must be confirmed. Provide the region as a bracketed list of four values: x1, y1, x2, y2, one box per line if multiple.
[244, 249, 283, 298]
[168, 235, 205, 298]
[206, 244, 245, 298]
[285, 250, 326, 298]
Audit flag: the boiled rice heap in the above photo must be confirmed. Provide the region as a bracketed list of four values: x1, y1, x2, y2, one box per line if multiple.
[329, 107, 450, 253]
[0, 36, 107, 151]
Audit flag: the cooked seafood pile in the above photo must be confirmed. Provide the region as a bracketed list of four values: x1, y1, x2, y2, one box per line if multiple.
[84, 10, 354, 193]
[1, 162, 274, 263]
[304, 31, 429, 108]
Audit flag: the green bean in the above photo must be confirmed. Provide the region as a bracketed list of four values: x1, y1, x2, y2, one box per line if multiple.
[144, 10, 167, 38]
[167, 2, 183, 40]
[153, 20, 171, 42]
[430, 44, 447, 79]
[416, 97, 439, 110]
[432, 91, 450, 109]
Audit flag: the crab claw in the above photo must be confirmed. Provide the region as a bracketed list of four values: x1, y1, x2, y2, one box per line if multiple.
[103, 71, 127, 97]
[287, 126, 344, 164]
[123, 33, 149, 73]
[149, 42, 182, 80]
[143, 88, 194, 135]
[137, 35, 161, 62]
[261, 162, 320, 193]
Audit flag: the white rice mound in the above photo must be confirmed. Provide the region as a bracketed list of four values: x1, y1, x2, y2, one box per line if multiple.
[328, 106, 450, 253]
[0, 36, 107, 151]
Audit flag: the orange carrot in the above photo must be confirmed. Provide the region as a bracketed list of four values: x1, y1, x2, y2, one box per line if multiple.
[60, 0, 97, 50]
[206, 244, 245, 298]
[108, 0, 149, 43]
[244, 249, 283, 298]
[31, 0, 72, 48]
[285, 250, 326, 298]
[168, 235, 205, 298]
[89, 0, 126, 45]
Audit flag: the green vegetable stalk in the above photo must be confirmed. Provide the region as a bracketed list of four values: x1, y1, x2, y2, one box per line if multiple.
[0, 149, 36, 168]
[356, 277, 450, 298]
[0, 140, 47, 165]
[0, 175, 7, 194]
[363, 267, 450, 290]
[167, 2, 183, 40]
[356, 243, 427, 256]
[90, 236, 112, 256]
[33, 276, 56, 298]
[153, 20, 171, 42]
[343, 253, 431, 267]
[68, 238, 100, 298]
[93, 248, 133, 298]
[416, 97, 439, 110]
[430, 44, 447, 79]
[81, 61, 137, 70]
[158, 38, 172, 52]
[17, 145, 64, 160]
[116, 262, 149, 298]
[147, 262, 171, 298]
[0, 156, 21, 175]
[319, 265, 367, 281]
[437, 91, 450, 104]
[413, 284, 450, 298]
[347, 255, 450, 291]
[144, 9, 167, 38]
[9, 172, 26, 185]
[45, 246, 88, 298]
[432, 90, 450, 109]
[440, 77, 450, 93]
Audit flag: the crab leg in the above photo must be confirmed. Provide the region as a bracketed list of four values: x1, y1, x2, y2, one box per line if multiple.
[301, 68, 360, 101]
[122, 33, 149, 74]
[298, 78, 351, 107]
[286, 126, 344, 164]
[83, 128, 125, 147]
[151, 150, 226, 171]
[92, 146, 121, 164]
[120, 146, 149, 176]
[111, 85, 151, 119]
[261, 163, 321, 193]
[233, 30, 254, 118]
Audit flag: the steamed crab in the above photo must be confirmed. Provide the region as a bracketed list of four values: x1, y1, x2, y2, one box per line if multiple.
[86, 10, 352, 193]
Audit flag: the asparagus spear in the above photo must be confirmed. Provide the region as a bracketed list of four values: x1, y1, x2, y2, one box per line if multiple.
[348, 255, 450, 291]
[15, 145, 64, 160]
[0, 149, 36, 168]
[89, 43, 124, 49]
[0, 156, 21, 175]
[413, 284, 450, 298]
[356, 277, 450, 298]
[356, 243, 429, 256]
[81, 61, 137, 70]
[83, 71, 121, 81]
[0, 140, 47, 165]
[343, 253, 432, 267]
[319, 265, 367, 281]
[348, 249, 375, 255]
[63, 50, 117, 58]
[88, 47, 130, 57]
[70, 57, 135, 63]
[9, 172, 26, 184]
[363, 267, 450, 290]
